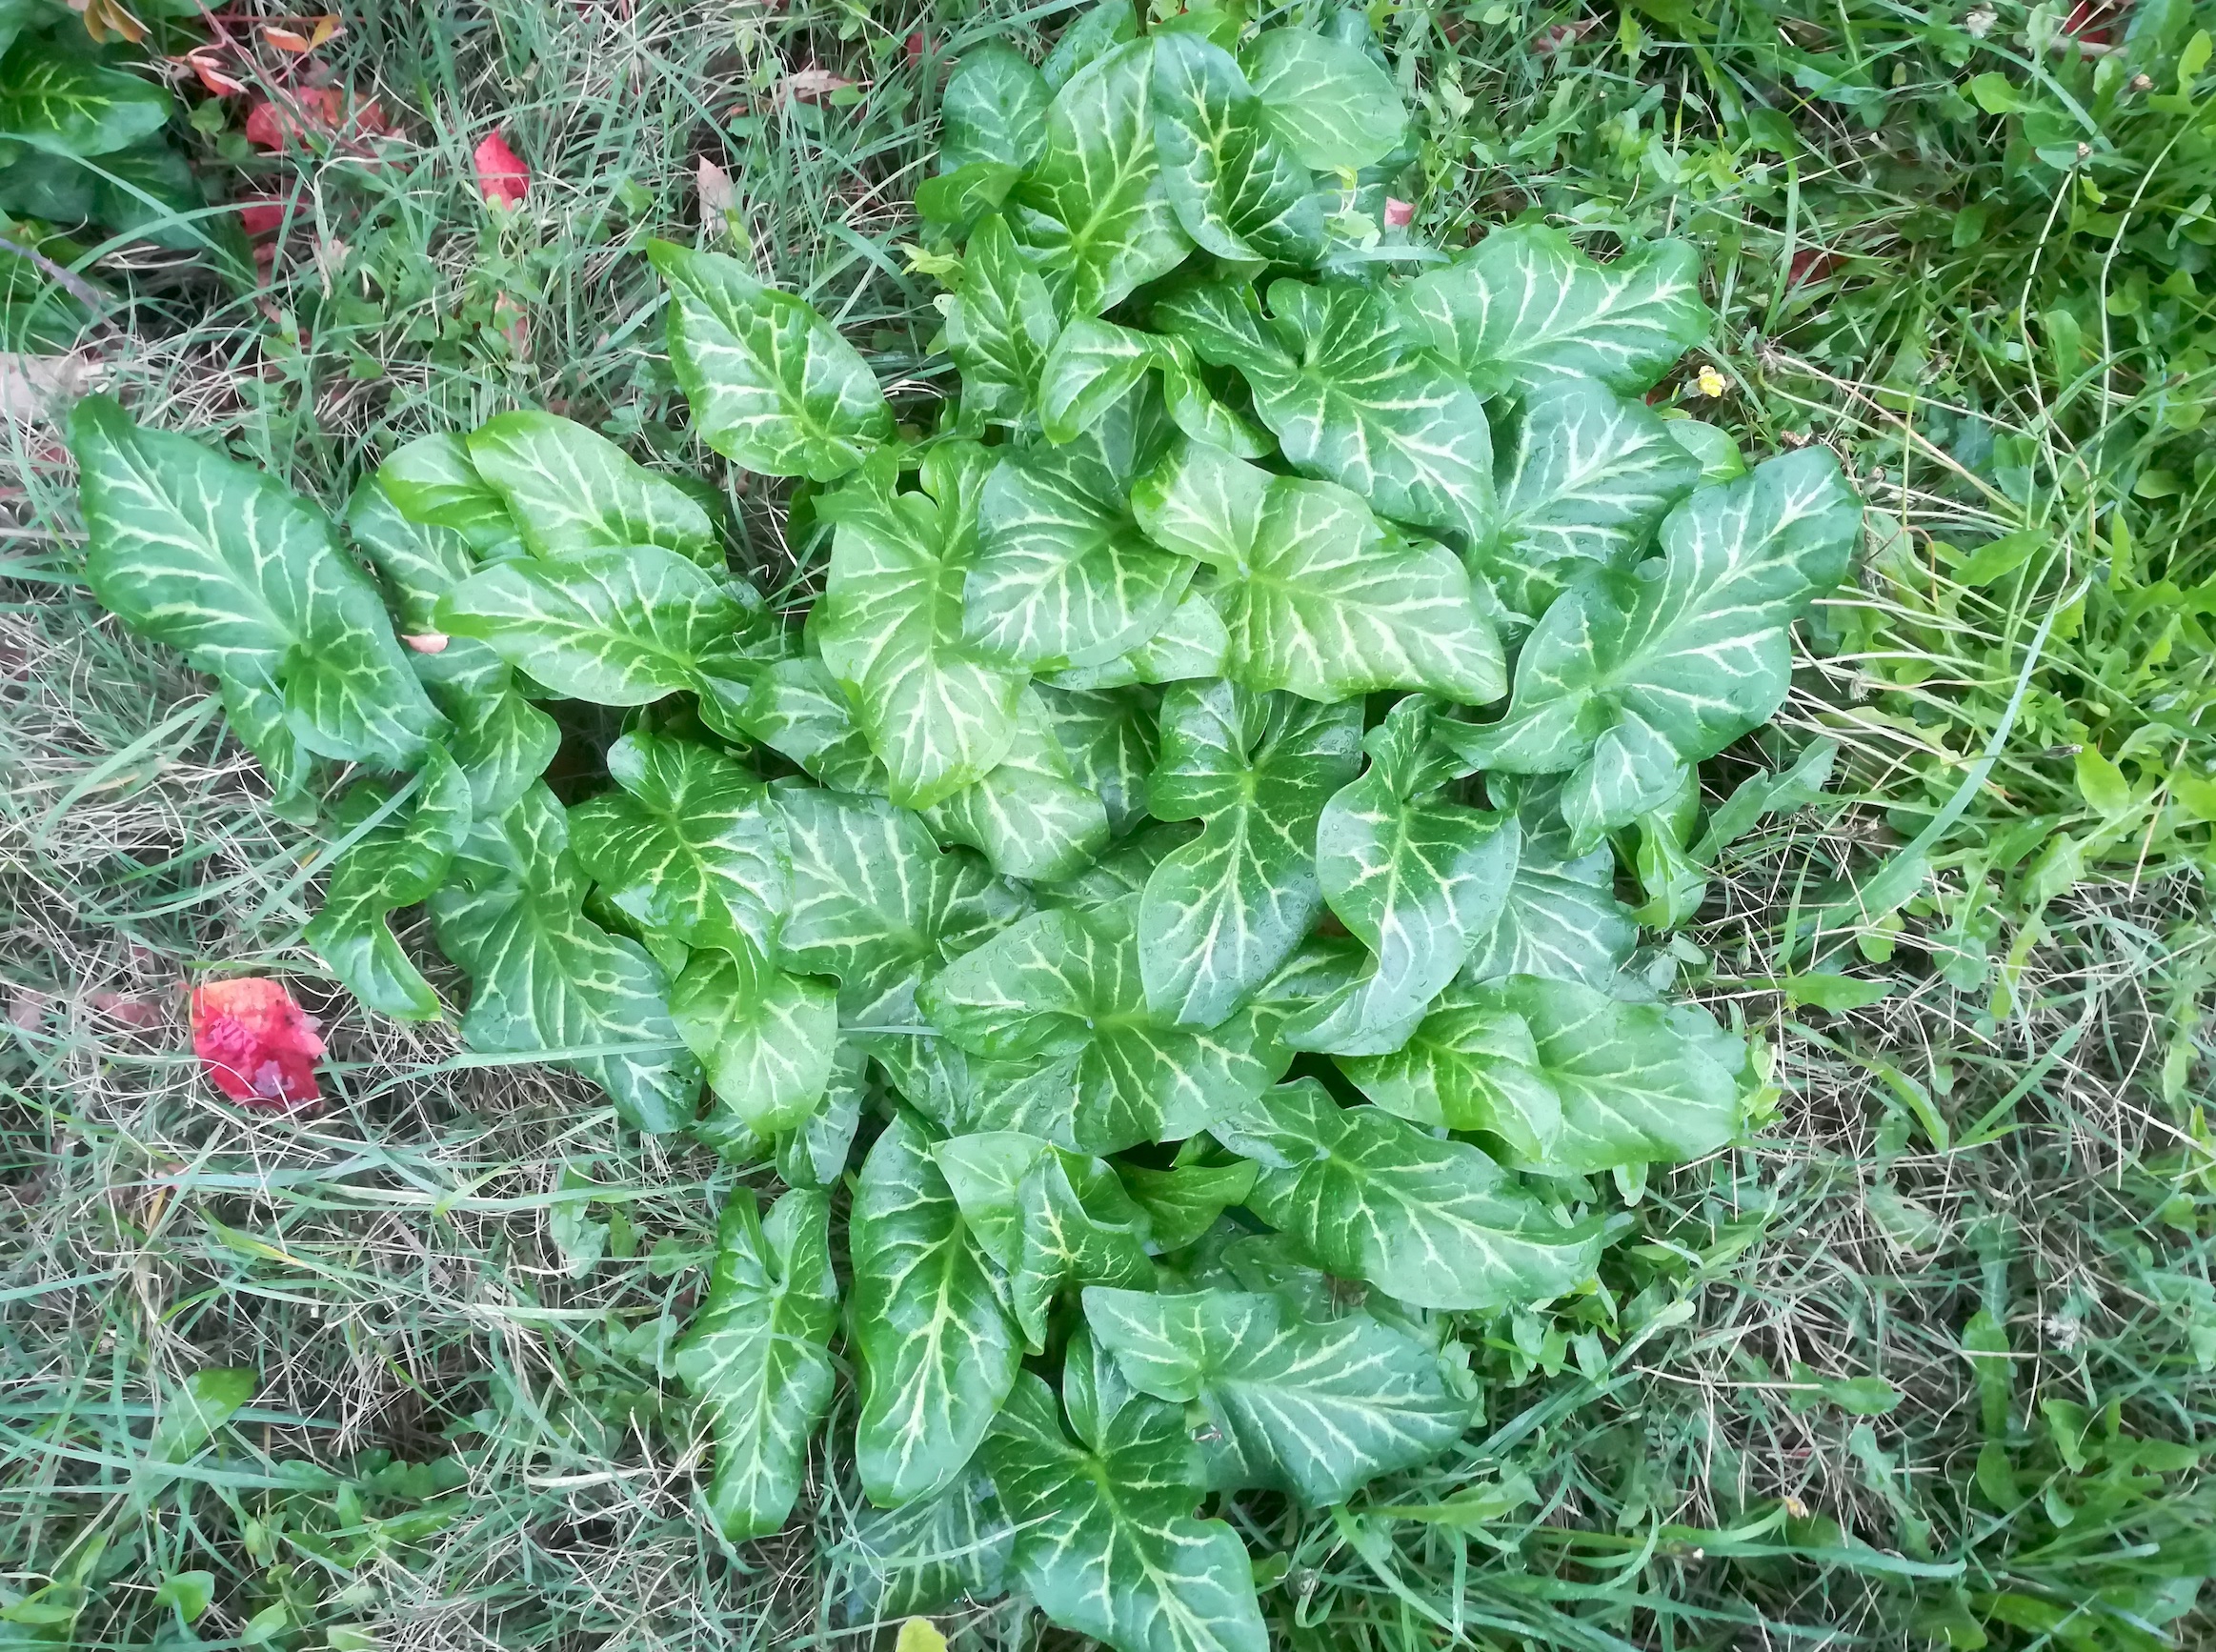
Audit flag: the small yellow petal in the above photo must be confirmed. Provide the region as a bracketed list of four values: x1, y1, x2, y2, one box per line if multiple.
[896, 1620, 949, 1652]
[1696, 365, 1728, 398]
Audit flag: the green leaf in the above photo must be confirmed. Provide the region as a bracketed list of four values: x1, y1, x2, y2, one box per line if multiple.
[569, 731, 787, 955]
[1212, 1078, 1602, 1310]
[849, 1113, 1022, 1507]
[1038, 317, 1160, 445]
[934, 1132, 1152, 1349]
[982, 1372, 1267, 1652]
[152, 1572, 213, 1625]
[1482, 380, 1703, 608]
[834, 1475, 1013, 1619]
[306, 748, 474, 1020]
[347, 473, 477, 635]
[1148, 31, 1324, 266]
[671, 943, 838, 1135]
[1041, 0, 1138, 91]
[1442, 450, 1861, 849]
[1136, 438, 1504, 702]
[0, 36, 169, 157]
[436, 545, 754, 706]
[946, 213, 1062, 423]
[698, 655, 884, 794]
[1462, 777, 1636, 988]
[464, 411, 719, 568]
[971, 382, 1195, 669]
[1116, 1158, 1257, 1250]
[1158, 279, 1494, 541]
[430, 787, 700, 1133]
[1035, 683, 1162, 837]
[1041, 588, 1229, 692]
[1239, 26, 1406, 171]
[919, 894, 1276, 1154]
[72, 394, 444, 773]
[1084, 1284, 1470, 1504]
[649, 239, 894, 481]
[409, 644, 560, 819]
[1012, 39, 1192, 317]
[1401, 227, 1713, 399]
[776, 787, 1028, 1032]
[915, 159, 1020, 235]
[773, 1038, 866, 1185]
[373, 433, 525, 559]
[921, 690, 1111, 882]
[941, 44, 1050, 171]
[1138, 681, 1363, 1027]
[816, 444, 1029, 808]
[1341, 974, 1743, 1170]
[1287, 698, 1521, 1054]
[674, 1188, 839, 1539]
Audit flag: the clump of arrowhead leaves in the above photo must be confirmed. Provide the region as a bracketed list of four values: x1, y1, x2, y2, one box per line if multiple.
[70, 4, 1863, 1646]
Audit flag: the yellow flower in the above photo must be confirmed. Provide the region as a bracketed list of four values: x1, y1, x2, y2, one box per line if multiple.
[1696, 364, 1728, 399]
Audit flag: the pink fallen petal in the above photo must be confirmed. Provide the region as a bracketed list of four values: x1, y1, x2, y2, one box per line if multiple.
[401, 633, 450, 654]
[474, 131, 530, 206]
[1383, 198, 1415, 229]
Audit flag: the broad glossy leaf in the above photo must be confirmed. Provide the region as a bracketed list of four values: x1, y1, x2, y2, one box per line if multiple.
[1041, 0, 1137, 91]
[1463, 837, 1635, 988]
[919, 894, 1274, 1154]
[1037, 821, 1198, 914]
[72, 394, 444, 773]
[1211, 1078, 1602, 1310]
[430, 786, 700, 1133]
[970, 383, 1194, 669]
[672, 942, 837, 1135]
[1041, 589, 1227, 692]
[649, 239, 894, 481]
[1116, 1158, 1257, 1251]
[436, 545, 753, 705]
[816, 444, 1028, 808]
[915, 159, 1020, 235]
[775, 1038, 866, 1186]
[940, 43, 1050, 172]
[922, 690, 1110, 882]
[982, 1372, 1267, 1652]
[346, 473, 475, 633]
[1038, 317, 1158, 445]
[934, 1132, 1152, 1349]
[1136, 438, 1503, 702]
[306, 748, 473, 1020]
[1157, 279, 1494, 541]
[849, 1113, 1021, 1506]
[1084, 1284, 1469, 1504]
[1239, 27, 1405, 171]
[1148, 31, 1324, 267]
[1440, 450, 1860, 848]
[697, 655, 883, 794]
[1155, 333, 1275, 459]
[1011, 39, 1191, 317]
[1138, 681, 1362, 1027]
[776, 786, 1027, 1031]
[945, 213, 1061, 422]
[1481, 379, 1702, 614]
[373, 433, 524, 559]
[465, 411, 718, 568]
[831, 1474, 1013, 1620]
[569, 732, 787, 954]
[1287, 699, 1521, 1055]
[1400, 227, 1711, 399]
[1034, 683, 1159, 836]
[675, 1188, 838, 1539]
[1342, 973, 1742, 1171]
[0, 37, 169, 156]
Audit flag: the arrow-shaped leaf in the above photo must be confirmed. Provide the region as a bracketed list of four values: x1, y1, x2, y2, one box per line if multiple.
[465, 411, 719, 568]
[671, 941, 838, 1135]
[1148, 30, 1323, 267]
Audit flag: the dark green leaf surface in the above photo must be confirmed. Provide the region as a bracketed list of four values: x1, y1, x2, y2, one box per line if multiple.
[0, 37, 169, 156]
[920, 691, 1111, 882]
[374, 433, 525, 559]
[940, 44, 1051, 172]
[849, 1113, 1021, 1507]
[1116, 1158, 1258, 1251]
[675, 1188, 839, 1539]
[832, 1474, 1013, 1620]
[465, 412, 719, 568]
[1239, 27, 1406, 171]
[671, 942, 837, 1135]
[946, 213, 1063, 422]
[1148, 31, 1323, 266]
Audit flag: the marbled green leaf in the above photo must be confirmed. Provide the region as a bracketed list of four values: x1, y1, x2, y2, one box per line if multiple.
[1084, 1284, 1470, 1504]
[435, 545, 753, 706]
[816, 443, 1029, 809]
[919, 894, 1275, 1154]
[696, 654, 883, 794]
[1148, 30, 1324, 266]
[1011, 39, 1191, 317]
[921, 689, 1110, 882]
[940, 43, 1051, 172]
[0, 36, 169, 156]
[429, 786, 700, 1133]
[945, 212, 1062, 423]
[1138, 681, 1362, 1027]
[568, 731, 787, 955]
[982, 1372, 1266, 1652]
[1239, 26, 1406, 171]
[1040, 589, 1228, 693]
[1136, 438, 1504, 702]
[1115, 1158, 1258, 1251]
[1034, 682, 1160, 836]
[1041, 0, 1138, 91]
[373, 433, 525, 560]
[649, 239, 894, 481]
[1286, 698, 1521, 1054]
[671, 942, 838, 1135]
[464, 411, 719, 568]
[1211, 1078, 1602, 1310]
[830, 1474, 1013, 1621]
[71, 394, 444, 775]
[849, 1113, 1022, 1506]
[1400, 226, 1711, 399]
[675, 1188, 838, 1539]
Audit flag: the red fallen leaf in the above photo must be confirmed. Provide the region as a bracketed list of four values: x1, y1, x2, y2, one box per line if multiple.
[1383, 197, 1415, 229]
[237, 195, 291, 237]
[90, 989, 165, 1028]
[191, 977, 323, 1108]
[474, 131, 530, 206]
[905, 30, 930, 65]
[1787, 247, 1842, 288]
[179, 47, 248, 97]
[401, 632, 449, 653]
[245, 87, 388, 150]
[2061, 0, 2124, 44]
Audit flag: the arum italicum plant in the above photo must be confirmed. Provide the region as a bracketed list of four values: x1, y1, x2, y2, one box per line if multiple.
[71, 3, 1863, 1644]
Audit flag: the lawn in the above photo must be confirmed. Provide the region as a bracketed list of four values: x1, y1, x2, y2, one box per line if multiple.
[3, 2, 2213, 1650]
